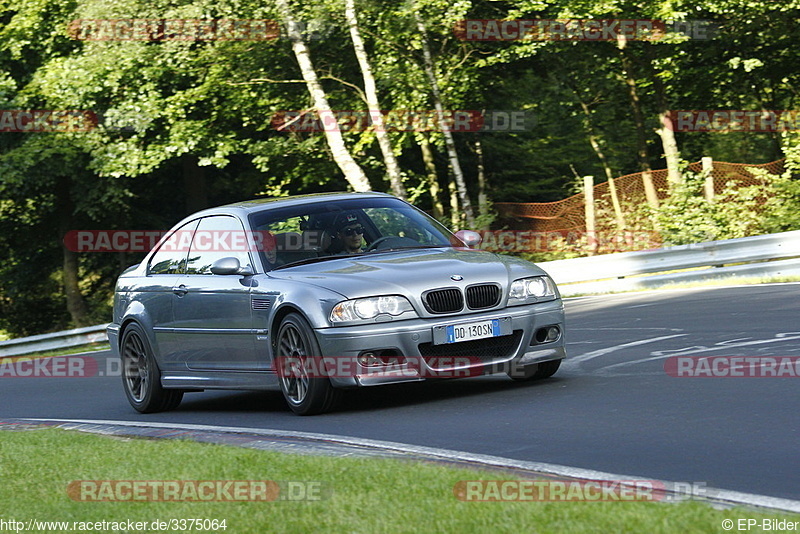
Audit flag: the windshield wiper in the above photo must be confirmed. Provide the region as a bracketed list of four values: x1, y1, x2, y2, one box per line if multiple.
[365, 245, 449, 254]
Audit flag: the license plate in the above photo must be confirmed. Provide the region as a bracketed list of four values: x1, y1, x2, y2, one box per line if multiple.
[432, 317, 512, 345]
[431, 319, 497, 345]
[446, 319, 499, 344]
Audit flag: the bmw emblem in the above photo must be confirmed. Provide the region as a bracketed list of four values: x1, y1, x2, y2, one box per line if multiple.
[451, 275, 464, 281]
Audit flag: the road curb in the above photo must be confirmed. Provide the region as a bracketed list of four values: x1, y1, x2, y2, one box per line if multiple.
[9, 417, 800, 514]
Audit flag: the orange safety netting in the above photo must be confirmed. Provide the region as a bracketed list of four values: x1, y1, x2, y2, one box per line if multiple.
[495, 159, 786, 233]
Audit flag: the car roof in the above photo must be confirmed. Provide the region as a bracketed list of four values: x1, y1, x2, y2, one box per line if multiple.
[188, 191, 397, 219]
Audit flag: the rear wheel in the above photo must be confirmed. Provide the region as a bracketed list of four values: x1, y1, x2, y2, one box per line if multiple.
[275, 313, 340, 415]
[121, 323, 183, 413]
[508, 359, 562, 382]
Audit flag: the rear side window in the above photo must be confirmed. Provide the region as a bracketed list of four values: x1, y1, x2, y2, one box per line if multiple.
[147, 220, 198, 275]
[186, 215, 252, 275]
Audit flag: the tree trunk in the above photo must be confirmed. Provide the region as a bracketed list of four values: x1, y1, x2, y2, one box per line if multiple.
[576, 98, 625, 230]
[617, 35, 659, 208]
[474, 137, 490, 229]
[414, 9, 474, 225]
[275, 0, 372, 192]
[56, 177, 89, 327]
[448, 177, 460, 228]
[183, 155, 208, 213]
[344, 0, 406, 199]
[62, 245, 89, 327]
[656, 112, 681, 189]
[419, 135, 444, 219]
[645, 45, 682, 188]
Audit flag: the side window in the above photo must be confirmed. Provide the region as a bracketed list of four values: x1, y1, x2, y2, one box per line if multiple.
[147, 220, 198, 275]
[186, 215, 252, 275]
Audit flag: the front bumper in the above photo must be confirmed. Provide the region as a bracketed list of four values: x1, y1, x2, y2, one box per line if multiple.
[314, 299, 566, 388]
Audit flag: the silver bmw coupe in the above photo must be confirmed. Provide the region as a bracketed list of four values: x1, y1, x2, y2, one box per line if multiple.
[108, 192, 567, 415]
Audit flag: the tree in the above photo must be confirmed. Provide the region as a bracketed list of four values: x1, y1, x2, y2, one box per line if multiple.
[344, 0, 406, 198]
[413, 7, 475, 225]
[274, 0, 372, 192]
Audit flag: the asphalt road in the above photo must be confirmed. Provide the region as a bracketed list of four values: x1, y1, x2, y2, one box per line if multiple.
[2, 284, 799, 500]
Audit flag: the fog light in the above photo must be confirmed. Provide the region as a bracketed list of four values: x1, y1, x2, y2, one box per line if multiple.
[358, 352, 383, 367]
[547, 326, 560, 342]
[532, 326, 561, 345]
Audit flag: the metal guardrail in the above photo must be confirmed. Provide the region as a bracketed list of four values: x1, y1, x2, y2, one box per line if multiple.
[0, 324, 109, 358]
[538, 229, 800, 296]
[3, 230, 800, 357]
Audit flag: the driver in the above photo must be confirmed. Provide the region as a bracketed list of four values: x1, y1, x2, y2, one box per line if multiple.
[332, 212, 365, 254]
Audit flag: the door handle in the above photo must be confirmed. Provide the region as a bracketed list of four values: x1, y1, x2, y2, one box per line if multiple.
[172, 284, 188, 296]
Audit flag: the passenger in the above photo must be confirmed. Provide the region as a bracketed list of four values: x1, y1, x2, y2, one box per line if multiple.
[261, 230, 284, 268]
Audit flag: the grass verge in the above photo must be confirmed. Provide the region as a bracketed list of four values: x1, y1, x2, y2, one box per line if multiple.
[1, 427, 797, 533]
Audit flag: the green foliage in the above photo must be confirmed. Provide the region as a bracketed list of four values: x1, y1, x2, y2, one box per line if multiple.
[759, 171, 800, 234]
[653, 169, 800, 245]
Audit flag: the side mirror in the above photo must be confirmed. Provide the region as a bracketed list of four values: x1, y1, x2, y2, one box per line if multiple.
[454, 230, 482, 248]
[210, 257, 253, 275]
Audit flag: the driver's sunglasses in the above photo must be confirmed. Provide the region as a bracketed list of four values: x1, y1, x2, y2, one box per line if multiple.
[342, 226, 365, 237]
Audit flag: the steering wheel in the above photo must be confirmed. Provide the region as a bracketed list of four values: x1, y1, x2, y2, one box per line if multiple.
[365, 236, 395, 252]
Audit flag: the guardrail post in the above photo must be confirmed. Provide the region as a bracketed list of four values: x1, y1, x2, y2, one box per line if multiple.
[702, 157, 714, 202]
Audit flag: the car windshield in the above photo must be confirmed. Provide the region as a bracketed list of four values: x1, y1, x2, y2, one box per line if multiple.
[248, 197, 459, 271]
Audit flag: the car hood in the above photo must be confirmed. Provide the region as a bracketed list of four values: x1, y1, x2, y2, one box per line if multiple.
[266, 248, 548, 300]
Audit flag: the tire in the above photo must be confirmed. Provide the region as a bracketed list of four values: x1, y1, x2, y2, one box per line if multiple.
[275, 313, 340, 415]
[120, 323, 183, 413]
[508, 359, 562, 382]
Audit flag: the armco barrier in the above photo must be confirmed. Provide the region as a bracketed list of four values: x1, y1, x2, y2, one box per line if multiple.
[0, 324, 109, 358]
[538, 230, 800, 296]
[2, 230, 800, 357]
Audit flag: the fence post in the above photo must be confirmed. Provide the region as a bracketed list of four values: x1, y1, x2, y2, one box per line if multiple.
[702, 157, 714, 201]
[584, 175, 598, 254]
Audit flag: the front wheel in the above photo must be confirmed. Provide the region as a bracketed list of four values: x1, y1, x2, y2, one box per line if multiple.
[121, 323, 183, 413]
[275, 313, 340, 415]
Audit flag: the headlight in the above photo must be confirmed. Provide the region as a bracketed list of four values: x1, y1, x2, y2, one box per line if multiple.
[508, 276, 557, 305]
[330, 296, 416, 323]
